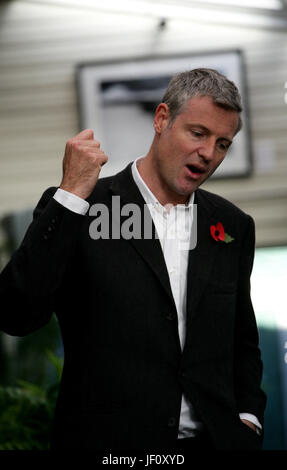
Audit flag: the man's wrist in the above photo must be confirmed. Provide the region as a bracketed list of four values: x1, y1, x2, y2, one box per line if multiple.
[53, 188, 90, 215]
[239, 413, 262, 435]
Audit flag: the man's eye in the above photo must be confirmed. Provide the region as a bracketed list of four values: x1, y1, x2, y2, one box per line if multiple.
[191, 131, 202, 138]
[218, 142, 229, 151]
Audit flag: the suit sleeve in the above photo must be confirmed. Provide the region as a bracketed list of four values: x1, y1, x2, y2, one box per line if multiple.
[233, 215, 267, 426]
[0, 187, 85, 336]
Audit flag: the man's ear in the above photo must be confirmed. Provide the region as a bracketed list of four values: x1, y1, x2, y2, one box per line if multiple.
[153, 103, 170, 134]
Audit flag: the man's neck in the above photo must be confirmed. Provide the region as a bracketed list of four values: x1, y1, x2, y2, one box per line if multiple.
[136, 155, 190, 207]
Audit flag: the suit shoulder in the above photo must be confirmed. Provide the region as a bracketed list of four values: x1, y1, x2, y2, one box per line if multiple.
[197, 188, 252, 222]
[87, 163, 134, 203]
[86, 174, 115, 203]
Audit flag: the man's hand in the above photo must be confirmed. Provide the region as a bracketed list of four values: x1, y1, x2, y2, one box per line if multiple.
[241, 419, 257, 433]
[60, 129, 108, 200]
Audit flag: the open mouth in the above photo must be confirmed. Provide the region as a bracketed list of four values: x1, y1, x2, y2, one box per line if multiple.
[186, 164, 205, 176]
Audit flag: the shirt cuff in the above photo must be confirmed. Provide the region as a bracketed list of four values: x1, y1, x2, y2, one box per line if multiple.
[239, 412, 262, 435]
[53, 188, 90, 215]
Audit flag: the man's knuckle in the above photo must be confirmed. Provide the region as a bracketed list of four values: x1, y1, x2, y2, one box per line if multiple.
[65, 139, 73, 149]
[75, 142, 87, 154]
[68, 139, 78, 149]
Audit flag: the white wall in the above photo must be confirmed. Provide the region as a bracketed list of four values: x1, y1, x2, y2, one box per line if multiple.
[0, 0, 287, 246]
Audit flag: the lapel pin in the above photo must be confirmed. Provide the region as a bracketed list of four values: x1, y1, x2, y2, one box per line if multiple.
[210, 222, 234, 243]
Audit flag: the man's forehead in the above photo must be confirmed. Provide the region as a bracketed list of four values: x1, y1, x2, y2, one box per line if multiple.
[178, 95, 239, 137]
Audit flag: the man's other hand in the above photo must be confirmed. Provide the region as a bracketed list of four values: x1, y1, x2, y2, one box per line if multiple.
[60, 129, 108, 200]
[241, 419, 257, 433]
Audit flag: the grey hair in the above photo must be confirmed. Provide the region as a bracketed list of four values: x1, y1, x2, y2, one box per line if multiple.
[162, 68, 243, 133]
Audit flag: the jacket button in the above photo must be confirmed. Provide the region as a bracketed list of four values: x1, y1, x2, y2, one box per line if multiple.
[168, 417, 176, 427]
[166, 312, 175, 321]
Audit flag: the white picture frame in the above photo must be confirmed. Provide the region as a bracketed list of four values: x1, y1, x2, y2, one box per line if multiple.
[76, 50, 252, 180]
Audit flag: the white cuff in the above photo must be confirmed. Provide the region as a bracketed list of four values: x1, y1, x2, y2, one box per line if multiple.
[239, 412, 262, 434]
[53, 188, 90, 215]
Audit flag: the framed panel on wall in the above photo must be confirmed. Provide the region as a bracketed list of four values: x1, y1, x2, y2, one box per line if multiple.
[76, 50, 252, 180]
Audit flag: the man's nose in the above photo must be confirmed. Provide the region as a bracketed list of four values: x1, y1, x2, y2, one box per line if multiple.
[198, 138, 216, 162]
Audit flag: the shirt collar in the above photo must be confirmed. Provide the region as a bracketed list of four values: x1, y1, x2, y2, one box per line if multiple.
[131, 157, 195, 210]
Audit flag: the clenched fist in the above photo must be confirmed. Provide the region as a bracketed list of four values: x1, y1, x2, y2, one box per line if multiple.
[60, 129, 108, 200]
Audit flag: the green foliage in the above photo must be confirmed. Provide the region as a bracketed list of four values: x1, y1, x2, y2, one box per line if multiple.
[46, 349, 63, 381]
[0, 350, 63, 450]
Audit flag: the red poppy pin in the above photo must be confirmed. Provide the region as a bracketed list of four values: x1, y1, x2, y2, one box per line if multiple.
[210, 222, 234, 243]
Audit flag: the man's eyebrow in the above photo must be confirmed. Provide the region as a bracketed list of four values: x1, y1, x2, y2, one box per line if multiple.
[189, 123, 233, 144]
[189, 123, 209, 132]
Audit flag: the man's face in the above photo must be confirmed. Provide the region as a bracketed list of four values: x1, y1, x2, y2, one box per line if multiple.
[152, 95, 239, 202]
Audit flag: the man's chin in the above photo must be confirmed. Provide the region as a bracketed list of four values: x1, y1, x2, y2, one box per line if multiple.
[176, 180, 202, 196]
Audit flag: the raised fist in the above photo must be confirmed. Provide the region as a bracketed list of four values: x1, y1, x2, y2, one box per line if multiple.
[60, 129, 108, 200]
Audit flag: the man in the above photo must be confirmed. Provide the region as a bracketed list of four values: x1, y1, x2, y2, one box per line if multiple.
[0, 69, 266, 451]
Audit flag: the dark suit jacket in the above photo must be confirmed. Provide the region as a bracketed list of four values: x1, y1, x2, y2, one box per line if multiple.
[0, 162, 266, 450]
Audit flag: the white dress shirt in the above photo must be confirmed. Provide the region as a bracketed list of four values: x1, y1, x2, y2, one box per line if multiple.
[53, 158, 261, 437]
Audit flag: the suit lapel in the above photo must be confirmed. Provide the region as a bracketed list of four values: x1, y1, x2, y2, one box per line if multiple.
[109, 163, 176, 308]
[186, 189, 219, 323]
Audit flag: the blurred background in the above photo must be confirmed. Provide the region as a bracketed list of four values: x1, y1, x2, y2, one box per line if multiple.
[0, 0, 286, 450]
